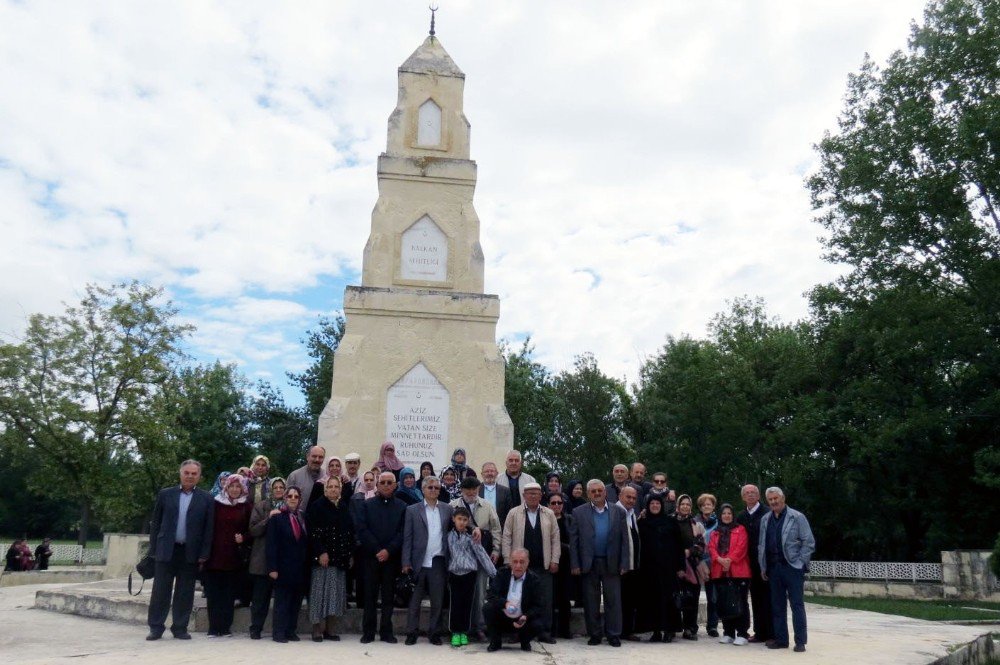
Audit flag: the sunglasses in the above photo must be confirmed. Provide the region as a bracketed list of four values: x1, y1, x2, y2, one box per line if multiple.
[653, 479, 667, 484]
[548, 501, 563, 505]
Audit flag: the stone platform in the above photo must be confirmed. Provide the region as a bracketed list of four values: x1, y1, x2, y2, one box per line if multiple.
[1, 581, 996, 664]
[0, 567, 104, 588]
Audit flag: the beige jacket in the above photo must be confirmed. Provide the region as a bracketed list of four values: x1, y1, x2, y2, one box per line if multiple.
[450, 496, 502, 557]
[501, 504, 560, 569]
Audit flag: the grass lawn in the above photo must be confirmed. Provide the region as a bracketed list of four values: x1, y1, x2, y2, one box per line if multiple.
[807, 595, 1000, 622]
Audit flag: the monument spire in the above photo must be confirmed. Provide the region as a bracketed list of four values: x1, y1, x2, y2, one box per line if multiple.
[429, 5, 437, 37]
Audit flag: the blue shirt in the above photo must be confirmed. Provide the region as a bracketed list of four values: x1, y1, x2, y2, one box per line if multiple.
[175, 488, 194, 544]
[592, 504, 610, 557]
[483, 484, 497, 509]
[765, 508, 787, 567]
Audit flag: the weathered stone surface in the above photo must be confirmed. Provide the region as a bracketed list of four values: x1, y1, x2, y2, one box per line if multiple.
[319, 36, 511, 473]
[0, 568, 103, 588]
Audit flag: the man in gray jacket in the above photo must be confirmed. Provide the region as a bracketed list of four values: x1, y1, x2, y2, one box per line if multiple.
[402, 476, 453, 645]
[758, 487, 816, 653]
[568, 479, 631, 647]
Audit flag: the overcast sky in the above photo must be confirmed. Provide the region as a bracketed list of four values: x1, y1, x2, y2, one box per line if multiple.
[0, 0, 929, 402]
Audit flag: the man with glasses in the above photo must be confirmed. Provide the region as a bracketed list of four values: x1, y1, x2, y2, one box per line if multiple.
[402, 476, 453, 645]
[569, 479, 631, 647]
[355, 472, 407, 643]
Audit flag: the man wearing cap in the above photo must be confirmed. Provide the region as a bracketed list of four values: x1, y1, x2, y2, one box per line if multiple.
[344, 453, 362, 491]
[452, 477, 501, 641]
[501, 481, 559, 644]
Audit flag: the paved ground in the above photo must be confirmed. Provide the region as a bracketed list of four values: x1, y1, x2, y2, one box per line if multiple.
[0, 582, 995, 664]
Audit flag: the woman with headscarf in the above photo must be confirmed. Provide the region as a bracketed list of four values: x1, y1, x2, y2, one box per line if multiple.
[542, 471, 570, 507]
[308, 456, 353, 509]
[438, 465, 462, 502]
[674, 494, 706, 640]
[395, 467, 423, 506]
[266, 485, 309, 643]
[306, 476, 354, 641]
[708, 503, 752, 646]
[209, 471, 231, 497]
[204, 473, 253, 637]
[247, 477, 286, 639]
[417, 461, 436, 491]
[449, 448, 469, 479]
[565, 480, 587, 510]
[375, 441, 404, 481]
[638, 494, 685, 642]
[247, 455, 273, 504]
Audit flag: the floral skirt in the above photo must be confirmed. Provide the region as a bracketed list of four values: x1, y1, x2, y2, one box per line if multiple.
[309, 565, 346, 623]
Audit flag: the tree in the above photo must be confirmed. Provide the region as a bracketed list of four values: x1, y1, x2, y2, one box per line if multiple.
[805, 0, 1000, 558]
[288, 315, 345, 440]
[501, 338, 556, 474]
[248, 381, 312, 478]
[0, 282, 191, 544]
[545, 353, 632, 482]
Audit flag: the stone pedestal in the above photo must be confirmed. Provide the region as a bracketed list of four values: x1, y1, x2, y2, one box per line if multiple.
[102, 533, 148, 580]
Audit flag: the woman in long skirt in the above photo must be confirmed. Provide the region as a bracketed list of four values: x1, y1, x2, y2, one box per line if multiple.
[305, 476, 355, 641]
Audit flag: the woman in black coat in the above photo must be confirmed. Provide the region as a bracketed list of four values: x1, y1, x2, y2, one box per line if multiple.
[266, 486, 309, 643]
[638, 494, 686, 642]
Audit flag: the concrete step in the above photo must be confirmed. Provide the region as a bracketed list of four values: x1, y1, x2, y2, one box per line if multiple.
[34, 577, 708, 635]
[1, 568, 104, 588]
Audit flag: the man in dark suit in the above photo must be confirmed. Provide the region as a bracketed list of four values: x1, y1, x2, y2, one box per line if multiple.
[569, 479, 631, 647]
[485, 548, 545, 652]
[480, 462, 514, 527]
[147, 459, 214, 640]
[737, 483, 773, 643]
[402, 476, 453, 645]
[356, 471, 407, 643]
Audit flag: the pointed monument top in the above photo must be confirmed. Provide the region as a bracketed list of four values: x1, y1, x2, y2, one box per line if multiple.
[399, 35, 465, 79]
[429, 5, 437, 37]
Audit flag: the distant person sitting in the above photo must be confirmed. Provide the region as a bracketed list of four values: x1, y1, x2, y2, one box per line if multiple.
[485, 548, 544, 652]
[34, 538, 53, 571]
[4, 539, 32, 571]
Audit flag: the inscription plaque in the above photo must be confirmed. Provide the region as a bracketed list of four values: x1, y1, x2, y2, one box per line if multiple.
[385, 362, 450, 470]
[400, 216, 448, 282]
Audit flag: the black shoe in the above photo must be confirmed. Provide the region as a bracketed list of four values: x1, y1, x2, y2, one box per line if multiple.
[794, 644, 806, 653]
[312, 635, 324, 642]
[521, 642, 532, 652]
[538, 633, 557, 644]
[249, 630, 261, 640]
[587, 635, 602, 646]
[623, 634, 641, 642]
[649, 631, 662, 642]
[664, 632, 675, 643]
[768, 641, 789, 649]
[173, 632, 192, 640]
[381, 634, 398, 644]
[682, 630, 697, 641]
[429, 634, 442, 645]
[323, 633, 340, 641]
[707, 629, 719, 638]
[360, 634, 375, 643]
[287, 633, 300, 642]
[487, 641, 502, 652]
[608, 637, 621, 647]
[405, 634, 418, 646]
[273, 636, 288, 643]
[145, 631, 163, 641]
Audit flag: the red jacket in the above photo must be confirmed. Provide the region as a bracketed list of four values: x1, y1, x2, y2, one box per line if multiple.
[708, 524, 751, 579]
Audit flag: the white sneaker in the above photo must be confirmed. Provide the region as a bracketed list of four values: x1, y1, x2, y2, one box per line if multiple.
[719, 635, 734, 644]
[733, 637, 748, 646]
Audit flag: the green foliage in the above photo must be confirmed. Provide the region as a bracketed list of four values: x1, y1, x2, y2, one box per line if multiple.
[287, 315, 344, 438]
[501, 339, 556, 471]
[248, 381, 312, 478]
[0, 282, 192, 543]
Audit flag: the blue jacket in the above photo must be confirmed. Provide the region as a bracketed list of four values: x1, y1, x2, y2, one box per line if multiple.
[266, 511, 308, 589]
[757, 506, 816, 574]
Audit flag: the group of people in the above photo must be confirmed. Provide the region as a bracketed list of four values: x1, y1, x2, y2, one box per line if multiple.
[3, 538, 52, 572]
[146, 444, 815, 653]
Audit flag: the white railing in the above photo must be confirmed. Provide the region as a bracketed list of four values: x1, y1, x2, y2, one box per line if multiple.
[1, 542, 107, 566]
[808, 560, 942, 582]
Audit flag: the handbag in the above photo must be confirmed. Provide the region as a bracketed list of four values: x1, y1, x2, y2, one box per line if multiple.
[673, 587, 696, 611]
[394, 570, 417, 608]
[128, 554, 156, 596]
[715, 576, 742, 620]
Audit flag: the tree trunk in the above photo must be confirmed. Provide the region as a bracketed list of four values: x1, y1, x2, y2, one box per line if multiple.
[77, 501, 91, 547]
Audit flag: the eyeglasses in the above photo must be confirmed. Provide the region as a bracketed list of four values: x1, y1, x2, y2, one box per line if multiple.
[424, 485, 440, 491]
[377, 480, 395, 485]
[548, 501, 563, 505]
[653, 479, 667, 485]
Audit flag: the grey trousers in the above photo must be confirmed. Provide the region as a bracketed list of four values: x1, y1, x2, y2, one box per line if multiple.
[406, 556, 447, 635]
[583, 557, 622, 638]
[471, 569, 488, 632]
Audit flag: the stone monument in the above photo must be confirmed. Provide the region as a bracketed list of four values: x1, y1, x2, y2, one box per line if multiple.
[316, 30, 513, 473]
